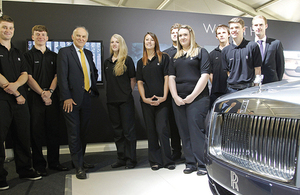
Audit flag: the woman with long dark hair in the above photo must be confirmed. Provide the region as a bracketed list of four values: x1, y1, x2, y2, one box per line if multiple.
[136, 32, 175, 170]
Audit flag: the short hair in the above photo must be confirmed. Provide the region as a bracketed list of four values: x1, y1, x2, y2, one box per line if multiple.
[228, 17, 245, 28]
[32, 25, 48, 35]
[170, 23, 181, 34]
[215, 24, 230, 36]
[252, 15, 268, 25]
[73, 26, 89, 38]
[0, 15, 14, 24]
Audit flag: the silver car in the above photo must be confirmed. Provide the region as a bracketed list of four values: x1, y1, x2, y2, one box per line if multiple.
[206, 80, 300, 195]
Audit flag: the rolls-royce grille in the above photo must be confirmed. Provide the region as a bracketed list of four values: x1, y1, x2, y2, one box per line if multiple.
[218, 113, 300, 182]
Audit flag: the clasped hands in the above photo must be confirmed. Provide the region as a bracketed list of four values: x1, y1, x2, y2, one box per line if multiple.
[144, 95, 165, 106]
[3, 82, 25, 105]
[174, 94, 195, 106]
[41, 90, 52, 106]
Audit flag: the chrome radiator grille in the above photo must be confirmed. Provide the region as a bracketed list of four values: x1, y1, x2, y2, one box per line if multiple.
[220, 113, 300, 181]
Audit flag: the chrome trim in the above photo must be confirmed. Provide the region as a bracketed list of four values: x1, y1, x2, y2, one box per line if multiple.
[209, 112, 300, 183]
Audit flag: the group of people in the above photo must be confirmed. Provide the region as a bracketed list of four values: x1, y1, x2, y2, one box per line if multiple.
[210, 16, 284, 103]
[106, 15, 284, 177]
[0, 12, 284, 191]
[105, 25, 210, 176]
[0, 14, 98, 190]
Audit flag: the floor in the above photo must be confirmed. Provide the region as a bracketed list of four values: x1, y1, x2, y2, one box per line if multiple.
[2, 141, 212, 195]
[66, 164, 212, 195]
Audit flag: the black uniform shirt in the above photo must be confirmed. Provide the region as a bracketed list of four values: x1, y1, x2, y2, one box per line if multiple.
[104, 56, 135, 103]
[163, 45, 177, 58]
[169, 47, 210, 99]
[0, 43, 28, 100]
[24, 46, 57, 89]
[136, 53, 169, 99]
[222, 38, 262, 85]
[210, 46, 228, 94]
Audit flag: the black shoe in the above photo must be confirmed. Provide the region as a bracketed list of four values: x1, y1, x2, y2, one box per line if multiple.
[111, 162, 126, 168]
[197, 167, 207, 176]
[49, 164, 69, 171]
[151, 165, 162, 171]
[19, 169, 42, 180]
[0, 181, 9, 191]
[76, 167, 87, 179]
[125, 162, 136, 169]
[183, 167, 197, 174]
[83, 162, 95, 169]
[167, 164, 176, 170]
[36, 167, 47, 176]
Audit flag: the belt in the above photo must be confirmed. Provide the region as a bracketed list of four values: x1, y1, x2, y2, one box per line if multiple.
[228, 82, 254, 90]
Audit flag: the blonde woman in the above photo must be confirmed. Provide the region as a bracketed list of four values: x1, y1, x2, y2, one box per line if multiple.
[136, 32, 175, 171]
[104, 34, 137, 169]
[169, 25, 210, 175]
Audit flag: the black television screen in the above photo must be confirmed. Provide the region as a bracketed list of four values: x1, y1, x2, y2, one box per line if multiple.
[27, 40, 103, 83]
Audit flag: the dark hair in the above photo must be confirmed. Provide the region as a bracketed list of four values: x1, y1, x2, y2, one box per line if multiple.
[0, 15, 14, 24]
[142, 32, 162, 66]
[215, 24, 230, 36]
[32, 25, 48, 35]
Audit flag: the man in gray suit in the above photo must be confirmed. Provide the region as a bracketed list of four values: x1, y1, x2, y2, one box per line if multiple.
[252, 15, 285, 84]
[57, 27, 99, 179]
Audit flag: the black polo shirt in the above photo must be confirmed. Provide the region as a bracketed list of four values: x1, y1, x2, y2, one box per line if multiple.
[222, 38, 262, 86]
[24, 46, 57, 89]
[169, 47, 210, 99]
[136, 53, 169, 99]
[104, 56, 135, 103]
[210, 46, 228, 94]
[163, 45, 177, 58]
[0, 43, 28, 101]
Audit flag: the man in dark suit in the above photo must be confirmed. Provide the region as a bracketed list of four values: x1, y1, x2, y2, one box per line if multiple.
[252, 15, 285, 84]
[57, 27, 99, 179]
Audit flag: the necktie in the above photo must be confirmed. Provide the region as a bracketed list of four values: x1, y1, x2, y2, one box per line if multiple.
[79, 49, 90, 91]
[258, 40, 264, 59]
[225, 106, 232, 113]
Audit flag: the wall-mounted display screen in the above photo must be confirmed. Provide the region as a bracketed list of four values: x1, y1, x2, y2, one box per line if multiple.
[27, 40, 103, 83]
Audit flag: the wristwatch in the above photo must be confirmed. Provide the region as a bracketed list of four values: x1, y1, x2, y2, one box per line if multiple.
[49, 89, 54, 93]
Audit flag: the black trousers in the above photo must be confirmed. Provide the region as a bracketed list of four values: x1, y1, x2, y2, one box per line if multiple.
[28, 92, 60, 170]
[62, 91, 91, 168]
[169, 105, 181, 157]
[107, 96, 137, 164]
[172, 95, 209, 169]
[141, 100, 174, 167]
[0, 99, 32, 182]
